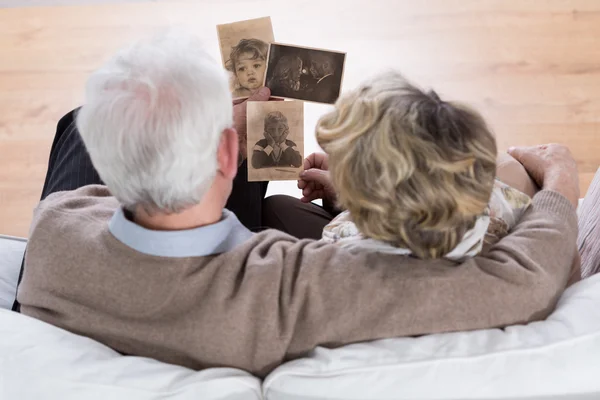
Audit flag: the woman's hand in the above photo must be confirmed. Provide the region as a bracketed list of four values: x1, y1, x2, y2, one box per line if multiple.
[297, 153, 337, 205]
[508, 143, 579, 207]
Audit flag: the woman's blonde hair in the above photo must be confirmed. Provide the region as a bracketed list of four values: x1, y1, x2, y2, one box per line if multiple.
[316, 72, 497, 259]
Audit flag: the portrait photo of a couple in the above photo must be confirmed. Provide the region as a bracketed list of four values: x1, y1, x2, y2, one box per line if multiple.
[265, 43, 346, 104]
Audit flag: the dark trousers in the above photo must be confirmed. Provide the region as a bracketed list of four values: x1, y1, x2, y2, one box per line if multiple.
[12, 109, 333, 311]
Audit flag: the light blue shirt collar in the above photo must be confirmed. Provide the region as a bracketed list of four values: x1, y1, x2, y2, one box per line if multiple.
[109, 208, 253, 258]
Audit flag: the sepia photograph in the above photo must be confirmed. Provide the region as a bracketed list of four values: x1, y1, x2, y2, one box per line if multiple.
[265, 43, 346, 104]
[247, 100, 304, 182]
[217, 17, 274, 99]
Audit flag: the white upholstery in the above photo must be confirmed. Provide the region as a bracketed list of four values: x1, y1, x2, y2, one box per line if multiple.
[0, 234, 261, 399]
[0, 234, 26, 309]
[2, 228, 600, 400]
[264, 274, 600, 400]
[0, 309, 261, 400]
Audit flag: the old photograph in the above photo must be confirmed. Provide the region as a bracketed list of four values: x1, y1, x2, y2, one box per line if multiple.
[217, 17, 274, 99]
[247, 100, 304, 182]
[265, 43, 346, 104]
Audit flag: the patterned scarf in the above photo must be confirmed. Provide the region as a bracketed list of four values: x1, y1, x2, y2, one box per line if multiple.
[321, 179, 532, 261]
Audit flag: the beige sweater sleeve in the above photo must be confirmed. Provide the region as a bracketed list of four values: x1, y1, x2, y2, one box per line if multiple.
[263, 190, 577, 357]
[18, 186, 577, 377]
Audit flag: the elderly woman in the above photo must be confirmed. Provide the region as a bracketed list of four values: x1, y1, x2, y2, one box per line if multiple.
[14, 32, 580, 378]
[294, 72, 582, 285]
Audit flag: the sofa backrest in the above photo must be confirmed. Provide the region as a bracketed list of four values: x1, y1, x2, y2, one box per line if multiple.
[0, 234, 25, 309]
[263, 274, 600, 400]
[0, 309, 262, 400]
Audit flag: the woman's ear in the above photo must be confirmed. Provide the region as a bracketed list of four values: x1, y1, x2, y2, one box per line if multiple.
[217, 128, 239, 180]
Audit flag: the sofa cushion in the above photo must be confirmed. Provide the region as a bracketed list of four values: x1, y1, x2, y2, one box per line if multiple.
[263, 274, 600, 400]
[0, 309, 261, 400]
[0, 235, 26, 310]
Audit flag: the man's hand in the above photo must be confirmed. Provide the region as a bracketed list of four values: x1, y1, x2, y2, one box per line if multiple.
[508, 143, 579, 207]
[233, 87, 271, 163]
[297, 152, 337, 204]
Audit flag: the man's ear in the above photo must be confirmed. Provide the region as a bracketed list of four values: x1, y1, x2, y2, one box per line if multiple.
[217, 128, 239, 180]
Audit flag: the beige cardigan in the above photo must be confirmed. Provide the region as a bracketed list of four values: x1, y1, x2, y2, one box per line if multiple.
[18, 185, 577, 378]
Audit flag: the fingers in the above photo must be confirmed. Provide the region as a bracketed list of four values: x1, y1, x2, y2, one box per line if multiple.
[302, 181, 318, 196]
[232, 97, 248, 106]
[507, 144, 578, 197]
[248, 87, 271, 101]
[233, 87, 271, 107]
[507, 145, 543, 173]
[507, 146, 534, 163]
[300, 168, 330, 186]
[298, 171, 322, 201]
[507, 146, 543, 181]
[303, 152, 326, 170]
[297, 178, 318, 189]
[265, 133, 276, 147]
[233, 87, 271, 116]
[303, 156, 312, 171]
[508, 144, 557, 162]
[298, 179, 318, 194]
[313, 152, 328, 170]
[298, 167, 333, 203]
[301, 190, 324, 203]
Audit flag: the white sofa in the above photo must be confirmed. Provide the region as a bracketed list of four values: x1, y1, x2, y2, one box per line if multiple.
[2, 228, 600, 400]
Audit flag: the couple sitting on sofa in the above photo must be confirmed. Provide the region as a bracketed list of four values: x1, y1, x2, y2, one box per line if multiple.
[14, 32, 586, 378]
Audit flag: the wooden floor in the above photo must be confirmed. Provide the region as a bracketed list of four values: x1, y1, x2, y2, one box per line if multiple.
[1, 0, 599, 237]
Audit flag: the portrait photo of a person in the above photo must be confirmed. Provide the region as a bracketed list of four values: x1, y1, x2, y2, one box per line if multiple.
[304, 52, 339, 104]
[217, 17, 274, 99]
[265, 43, 345, 104]
[225, 38, 269, 98]
[252, 111, 302, 169]
[266, 55, 303, 99]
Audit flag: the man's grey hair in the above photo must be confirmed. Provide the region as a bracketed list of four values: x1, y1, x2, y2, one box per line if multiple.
[77, 31, 233, 213]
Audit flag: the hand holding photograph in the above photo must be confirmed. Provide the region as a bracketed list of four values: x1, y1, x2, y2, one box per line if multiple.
[247, 100, 304, 182]
[265, 43, 346, 104]
[217, 17, 274, 99]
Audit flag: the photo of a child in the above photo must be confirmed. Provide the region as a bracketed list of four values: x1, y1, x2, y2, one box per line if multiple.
[247, 101, 304, 182]
[226, 39, 269, 98]
[251, 111, 302, 169]
[217, 17, 274, 99]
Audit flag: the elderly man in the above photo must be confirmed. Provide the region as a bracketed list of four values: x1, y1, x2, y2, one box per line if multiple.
[15, 33, 580, 378]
